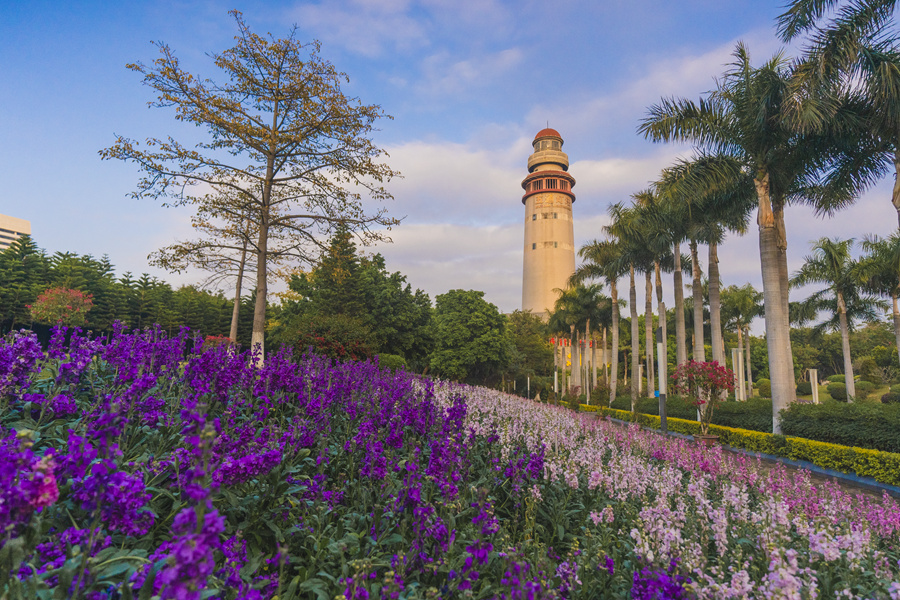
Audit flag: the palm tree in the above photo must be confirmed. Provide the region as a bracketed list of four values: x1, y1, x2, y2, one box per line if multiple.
[639, 44, 882, 432]
[721, 283, 764, 398]
[632, 189, 677, 394]
[859, 233, 900, 366]
[606, 202, 650, 407]
[571, 238, 626, 404]
[791, 238, 885, 399]
[549, 283, 610, 399]
[778, 1, 900, 224]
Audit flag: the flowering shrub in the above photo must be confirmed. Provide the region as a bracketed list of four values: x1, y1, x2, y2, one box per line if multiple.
[26, 287, 93, 326]
[670, 360, 736, 435]
[0, 325, 898, 598]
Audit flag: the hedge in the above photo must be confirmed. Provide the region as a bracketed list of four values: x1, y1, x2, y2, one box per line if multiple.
[585, 406, 900, 486]
[780, 401, 900, 453]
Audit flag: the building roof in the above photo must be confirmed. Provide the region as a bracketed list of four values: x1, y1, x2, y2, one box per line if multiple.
[533, 128, 562, 141]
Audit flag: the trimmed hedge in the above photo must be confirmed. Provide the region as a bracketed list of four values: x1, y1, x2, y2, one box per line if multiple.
[827, 382, 847, 402]
[780, 401, 900, 453]
[756, 378, 771, 398]
[828, 374, 846, 383]
[796, 381, 813, 395]
[587, 406, 900, 486]
[882, 392, 900, 404]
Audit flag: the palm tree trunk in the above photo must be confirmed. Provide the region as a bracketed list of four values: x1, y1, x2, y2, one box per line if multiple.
[673, 242, 687, 367]
[736, 325, 744, 400]
[893, 292, 900, 370]
[609, 281, 620, 405]
[744, 325, 753, 398]
[758, 175, 795, 433]
[892, 149, 900, 228]
[708, 242, 725, 365]
[644, 269, 655, 394]
[690, 239, 705, 361]
[630, 264, 639, 408]
[655, 260, 667, 392]
[837, 292, 856, 400]
[602, 326, 608, 385]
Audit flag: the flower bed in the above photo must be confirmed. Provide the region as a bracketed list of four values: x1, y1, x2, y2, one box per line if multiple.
[2, 326, 900, 598]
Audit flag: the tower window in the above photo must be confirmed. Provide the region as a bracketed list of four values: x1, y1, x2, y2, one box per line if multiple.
[546, 179, 557, 190]
[532, 180, 543, 191]
[554, 242, 558, 248]
[561, 180, 569, 190]
[532, 243, 536, 250]
[553, 212, 558, 219]
[532, 214, 536, 220]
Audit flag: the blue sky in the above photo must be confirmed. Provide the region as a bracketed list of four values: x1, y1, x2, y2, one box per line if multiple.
[2, 1, 896, 323]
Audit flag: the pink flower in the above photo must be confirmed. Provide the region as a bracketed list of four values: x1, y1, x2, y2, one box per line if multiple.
[31, 456, 59, 509]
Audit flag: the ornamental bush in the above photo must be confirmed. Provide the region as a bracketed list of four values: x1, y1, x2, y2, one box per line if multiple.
[881, 392, 900, 404]
[828, 374, 846, 383]
[756, 378, 771, 398]
[796, 381, 813, 395]
[827, 382, 848, 401]
[854, 380, 876, 401]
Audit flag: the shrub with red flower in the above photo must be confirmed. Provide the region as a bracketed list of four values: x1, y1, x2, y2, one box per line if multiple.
[27, 287, 93, 326]
[670, 360, 735, 435]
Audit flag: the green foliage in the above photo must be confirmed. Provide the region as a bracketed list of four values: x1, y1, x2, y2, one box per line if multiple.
[828, 374, 846, 383]
[597, 407, 900, 486]
[880, 392, 900, 404]
[757, 378, 771, 398]
[376, 353, 407, 372]
[781, 401, 900, 453]
[273, 229, 434, 369]
[430, 290, 509, 385]
[276, 312, 375, 362]
[796, 381, 813, 395]
[827, 382, 848, 401]
[854, 380, 876, 401]
[855, 356, 882, 383]
[890, 384, 900, 395]
[505, 310, 554, 388]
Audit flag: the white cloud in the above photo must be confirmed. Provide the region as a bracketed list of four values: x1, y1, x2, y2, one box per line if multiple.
[414, 48, 523, 97]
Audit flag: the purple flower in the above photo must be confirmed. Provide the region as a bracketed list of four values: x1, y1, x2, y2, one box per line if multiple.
[155, 505, 225, 600]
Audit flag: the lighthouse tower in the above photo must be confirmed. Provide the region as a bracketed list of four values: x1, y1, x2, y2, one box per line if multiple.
[521, 128, 576, 316]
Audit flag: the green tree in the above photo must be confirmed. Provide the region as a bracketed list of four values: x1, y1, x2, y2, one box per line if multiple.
[721, 283, 764, 396]
[639, 44, 882, 432]
[101, 11, 399, 357]
[505, 310, 554, 394]
[571, 238, 626, 403]
[429, 290, 509, 385]
[791, 237, 886, 399]
[860, 233, 900, 367]
[778, 1, 900, 225]
[0, 236, 49, 332]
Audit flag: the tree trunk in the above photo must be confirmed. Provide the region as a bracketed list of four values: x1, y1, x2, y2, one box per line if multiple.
[708, 242, 725, 366]
[644, 269, 655, 394]
[893, 292, 900, 370]
[630, 264, 640, 408]
[774, 203, 796, 392]
[602, 326, 608, 384]
[837, 292, 856, 400]
[252, 216, 268, 363]
[744, 325, 753, 399]
[569, 325, 577, 392]
[690, 239, 705, 362]
[736, 325, 744, 399]
[892, 149, 900, 228]
[655, 260, 667, 395]
[229, 228, 250, 344]
[609, 281, 620, 405]
[757, 174, 795, 433]
[673, 242, 687, 367]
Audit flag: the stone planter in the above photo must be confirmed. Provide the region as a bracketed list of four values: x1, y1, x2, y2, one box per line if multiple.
[694, 434, 719, 448]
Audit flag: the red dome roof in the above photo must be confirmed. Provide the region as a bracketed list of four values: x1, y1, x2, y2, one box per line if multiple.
[534, 128, 562, 141]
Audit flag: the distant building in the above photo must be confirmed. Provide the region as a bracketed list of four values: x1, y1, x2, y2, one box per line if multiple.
[521, 128, 576, 317]
[0, 214, 31, 251]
